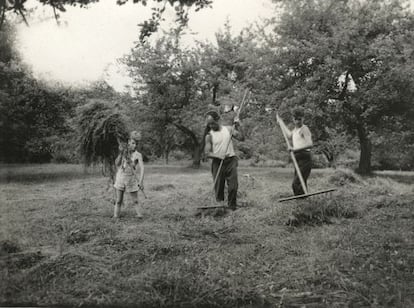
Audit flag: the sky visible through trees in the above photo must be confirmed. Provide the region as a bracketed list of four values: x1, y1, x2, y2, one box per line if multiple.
[14, 0, 274, 90]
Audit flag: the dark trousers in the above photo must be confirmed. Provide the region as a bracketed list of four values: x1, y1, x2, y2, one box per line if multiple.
[211, 156, 238, 207]
[292, 151, 312, 195]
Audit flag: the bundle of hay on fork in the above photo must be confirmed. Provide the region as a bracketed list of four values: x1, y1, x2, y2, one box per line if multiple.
[76, 99, 129, 182]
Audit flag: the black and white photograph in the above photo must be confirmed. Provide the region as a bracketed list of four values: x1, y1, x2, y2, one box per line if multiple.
[1, 0, 413, 306]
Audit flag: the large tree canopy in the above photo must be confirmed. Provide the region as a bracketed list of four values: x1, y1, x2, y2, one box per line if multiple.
[263, 0, 414, 174]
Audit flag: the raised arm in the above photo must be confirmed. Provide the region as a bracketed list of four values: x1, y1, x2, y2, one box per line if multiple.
[231, 121, 245, 141]
[115, 151, 123, 167]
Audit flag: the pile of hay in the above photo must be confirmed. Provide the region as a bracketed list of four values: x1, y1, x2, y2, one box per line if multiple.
[328, 168, 364, 186]
[76, 99, 129, 181]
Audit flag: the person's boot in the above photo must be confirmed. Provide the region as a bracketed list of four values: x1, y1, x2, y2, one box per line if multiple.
[228, 202, 237, 211]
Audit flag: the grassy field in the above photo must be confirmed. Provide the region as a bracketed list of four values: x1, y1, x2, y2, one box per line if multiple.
[0, 163, 413, 307]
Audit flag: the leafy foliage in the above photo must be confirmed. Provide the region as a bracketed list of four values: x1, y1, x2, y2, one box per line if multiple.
[260, 0, 414, 173]
[0, 22, 76, 163]
[124, 30, 211, 166]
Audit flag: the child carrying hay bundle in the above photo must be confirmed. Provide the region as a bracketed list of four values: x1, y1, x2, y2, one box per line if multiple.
[76, 99, 145, 218]
[77, 99, 130, 182]
[113, 132, 145, 219]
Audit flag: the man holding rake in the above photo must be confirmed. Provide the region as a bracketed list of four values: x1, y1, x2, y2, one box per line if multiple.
[204, 108, 245, 210]
[277, 107, 313, 196]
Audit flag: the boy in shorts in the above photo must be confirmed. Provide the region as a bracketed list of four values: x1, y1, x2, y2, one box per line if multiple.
[113, 131, 145, 218]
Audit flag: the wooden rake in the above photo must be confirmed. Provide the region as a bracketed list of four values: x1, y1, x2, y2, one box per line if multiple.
[276, 113, 336, 202]
[198, 89, 250, 210]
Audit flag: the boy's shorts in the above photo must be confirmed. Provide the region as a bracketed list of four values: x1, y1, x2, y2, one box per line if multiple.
[114, 172, 139, 193]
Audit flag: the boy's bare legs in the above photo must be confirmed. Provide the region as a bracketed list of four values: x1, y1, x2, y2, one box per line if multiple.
[130, 191, 142, 218]
[114, 189, 124, 218]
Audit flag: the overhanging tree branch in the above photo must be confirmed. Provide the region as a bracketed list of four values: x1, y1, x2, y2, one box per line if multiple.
[0, 1, 6, 30]
[170, 120, 199, 147]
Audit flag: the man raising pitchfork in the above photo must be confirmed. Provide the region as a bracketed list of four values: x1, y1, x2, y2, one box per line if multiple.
[204, 101, 245, 210]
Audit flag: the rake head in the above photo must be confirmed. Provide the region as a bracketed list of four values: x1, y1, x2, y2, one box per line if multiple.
[278, 188, 336, 202]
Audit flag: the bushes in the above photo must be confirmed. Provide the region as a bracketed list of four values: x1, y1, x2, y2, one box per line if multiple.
[170, 150, 188, 161]
[50, 134, 80, 164]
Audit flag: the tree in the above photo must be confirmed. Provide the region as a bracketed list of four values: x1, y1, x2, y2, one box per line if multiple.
[265, 0, 414, 174]
[0, 21, 76, 162]
[124, 31, 209, 167]
[0, 73, 75, 162]
[198, 22, 252, 104]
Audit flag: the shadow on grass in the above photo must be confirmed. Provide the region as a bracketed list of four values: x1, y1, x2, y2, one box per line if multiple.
[0, 165, 102, 184]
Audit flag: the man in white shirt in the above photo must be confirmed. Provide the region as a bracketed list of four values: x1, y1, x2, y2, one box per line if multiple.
[204, 110, 245, 210]
[279, 107, 313, 195]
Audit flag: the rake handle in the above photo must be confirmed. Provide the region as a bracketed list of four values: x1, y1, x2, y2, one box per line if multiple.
[289, 151, 308, 195]
[276, 113, 308, 195]
[139, 186, 148, 199]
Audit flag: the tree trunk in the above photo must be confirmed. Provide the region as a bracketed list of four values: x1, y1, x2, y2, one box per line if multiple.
[164, 149, 169, 165]
[192, 144, 202, 168]
[356, 123, 372, 174]
[212, 83, 219, 104]
[170, 121, 202, 168]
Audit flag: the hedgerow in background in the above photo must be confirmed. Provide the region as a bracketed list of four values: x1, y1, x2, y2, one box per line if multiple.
[76, 99, 129, 181]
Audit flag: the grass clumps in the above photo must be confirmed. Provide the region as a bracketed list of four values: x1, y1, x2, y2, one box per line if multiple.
[287, 197, 359, 227]
[328, 168, 364, 186]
